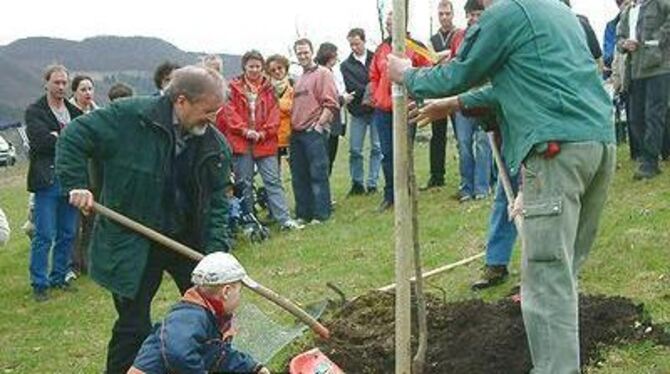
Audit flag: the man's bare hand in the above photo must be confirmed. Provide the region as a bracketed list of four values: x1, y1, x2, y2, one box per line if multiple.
[69, 189, 94, 215]
[414, 97, 461, 127]
[245, 130, 261, 142]
[508, 191, 524, 221]
[343, 91, 355, 105]
[622, 39, 639, 52]
[387, 54, 412, 84]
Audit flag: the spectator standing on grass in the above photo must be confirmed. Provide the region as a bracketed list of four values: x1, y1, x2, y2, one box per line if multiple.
[369, 11, 432, 213]
[388, 0, 616, 372]
[57, 66, 234, 373]
[68, 74, 100, 281]
[414, 86, 520, 290]
[451, 0, 492, 203]
[219, 50, 303, 231]
[606, 0, 634, 147]
[315, 42, 354, 176]
[25, 64, 83, 302]
[289, 38, 339, 224]
[422, 0, 464, 191]
[340, 27, 381, 196]
[604, 0, 630, 80]
[617, 0, 670, 179]
[266, 54, 294, 172]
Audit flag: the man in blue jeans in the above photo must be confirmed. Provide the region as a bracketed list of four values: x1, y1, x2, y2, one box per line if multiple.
[25, 64, 82, 302]
[453, 0, 492, 202]
[341, 28, 382, 196]
[453, 112, 492, 201]
[473, 166, 519, 289]
[417, 86, 517, 289]
[290, 38, 339, 223]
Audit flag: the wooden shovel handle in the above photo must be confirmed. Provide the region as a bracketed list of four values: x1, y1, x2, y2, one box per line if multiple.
[92, 202, 330, 339]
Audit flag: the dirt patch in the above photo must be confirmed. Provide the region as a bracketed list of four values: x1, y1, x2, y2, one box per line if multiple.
[313, 292, 668, 374]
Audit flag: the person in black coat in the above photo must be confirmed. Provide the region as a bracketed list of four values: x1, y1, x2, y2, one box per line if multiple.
[25, 64, 83, 302]
[340, 28, 381, 196]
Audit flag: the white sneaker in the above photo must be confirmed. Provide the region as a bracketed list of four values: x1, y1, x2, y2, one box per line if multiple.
[281, 219, 305, 231]
[65, 270, 78, 283]
[22, 220, 34, 238]
[308, 219, 322, 225]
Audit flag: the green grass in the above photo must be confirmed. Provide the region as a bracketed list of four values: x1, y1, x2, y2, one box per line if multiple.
[0, 138, 668, 373]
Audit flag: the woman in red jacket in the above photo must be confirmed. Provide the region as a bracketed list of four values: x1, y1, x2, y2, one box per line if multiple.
[218, 50, 303, 230]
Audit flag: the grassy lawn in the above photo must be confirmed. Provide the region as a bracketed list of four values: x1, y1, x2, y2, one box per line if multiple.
[0, 138, 668, 373]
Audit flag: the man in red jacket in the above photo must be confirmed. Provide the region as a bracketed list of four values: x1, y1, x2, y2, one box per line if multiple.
[370, 11, 433, 212]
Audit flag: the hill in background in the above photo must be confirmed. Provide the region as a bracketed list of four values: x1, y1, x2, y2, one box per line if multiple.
[0, 36, 241, 120]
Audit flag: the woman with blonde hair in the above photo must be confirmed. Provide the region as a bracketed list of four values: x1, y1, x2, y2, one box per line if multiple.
[265, 54, 293, 167]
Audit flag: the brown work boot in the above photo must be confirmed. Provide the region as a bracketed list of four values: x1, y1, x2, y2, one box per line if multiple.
[471, 265, 509, 291]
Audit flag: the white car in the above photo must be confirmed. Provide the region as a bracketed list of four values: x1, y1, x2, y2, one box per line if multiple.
[0, 135, 16, 166]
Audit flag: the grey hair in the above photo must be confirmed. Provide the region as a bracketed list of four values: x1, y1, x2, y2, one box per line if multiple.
[165, 65, 225, 103]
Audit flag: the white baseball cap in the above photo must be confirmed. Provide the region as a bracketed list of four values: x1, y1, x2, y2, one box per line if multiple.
[191, 252, 252, 286]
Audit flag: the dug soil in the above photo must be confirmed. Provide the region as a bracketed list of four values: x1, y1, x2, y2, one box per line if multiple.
[315, 291, 669, 373]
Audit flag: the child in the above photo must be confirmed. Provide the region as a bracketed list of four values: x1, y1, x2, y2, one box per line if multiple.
[128, 252, 270, 374]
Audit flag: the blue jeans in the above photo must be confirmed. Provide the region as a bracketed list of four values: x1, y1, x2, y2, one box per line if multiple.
[374, 109, 416, 203]
[289, 130, 331, 221]
[486, 170, 520, 266]
[349, 113, 382, 189]
[29, 182, 79, 291]
[453, 111, 492, 197]
[233, 153, 291, 224]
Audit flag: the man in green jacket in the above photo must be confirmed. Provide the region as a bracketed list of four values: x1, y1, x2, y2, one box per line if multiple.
[617, 0, 670, 179]
[56, 65, 233, 374]
[388, 0, 616, 373]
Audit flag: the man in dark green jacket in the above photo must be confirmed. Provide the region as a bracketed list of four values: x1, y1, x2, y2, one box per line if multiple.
[617, 0, 670, 179]
[389, 0, 616, 373]
[56, 65, 233, 374]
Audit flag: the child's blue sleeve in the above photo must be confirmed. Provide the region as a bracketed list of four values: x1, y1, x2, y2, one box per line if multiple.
[214, 342, 262, 373]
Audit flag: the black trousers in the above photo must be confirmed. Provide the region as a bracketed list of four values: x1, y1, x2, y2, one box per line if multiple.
[328, 134, 339, 176]
[105, 246, 196, 374]
[629, 73, 670, 165]
[429, 119, 449, 182]
[663, 109, 670, 159]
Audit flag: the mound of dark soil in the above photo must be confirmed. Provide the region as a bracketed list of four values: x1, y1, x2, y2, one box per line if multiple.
[316, 292, 668, 373]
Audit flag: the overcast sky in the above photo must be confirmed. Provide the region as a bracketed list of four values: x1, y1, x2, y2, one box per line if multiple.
[0, 0, 619, 57]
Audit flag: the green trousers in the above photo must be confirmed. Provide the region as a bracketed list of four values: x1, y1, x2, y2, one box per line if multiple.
[520, 141, 616, 374]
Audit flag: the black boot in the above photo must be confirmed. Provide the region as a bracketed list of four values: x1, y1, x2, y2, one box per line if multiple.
[347, 183, 366, 196]
[420, 177, 445, 191]
[471, 265, 509, 291]
[633, 159, 661, 181]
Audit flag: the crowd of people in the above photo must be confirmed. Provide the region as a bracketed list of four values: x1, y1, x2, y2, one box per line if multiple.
[5, 0, 667, 373]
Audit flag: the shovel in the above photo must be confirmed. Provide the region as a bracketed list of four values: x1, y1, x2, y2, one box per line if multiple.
[92, 202, 330, 340]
